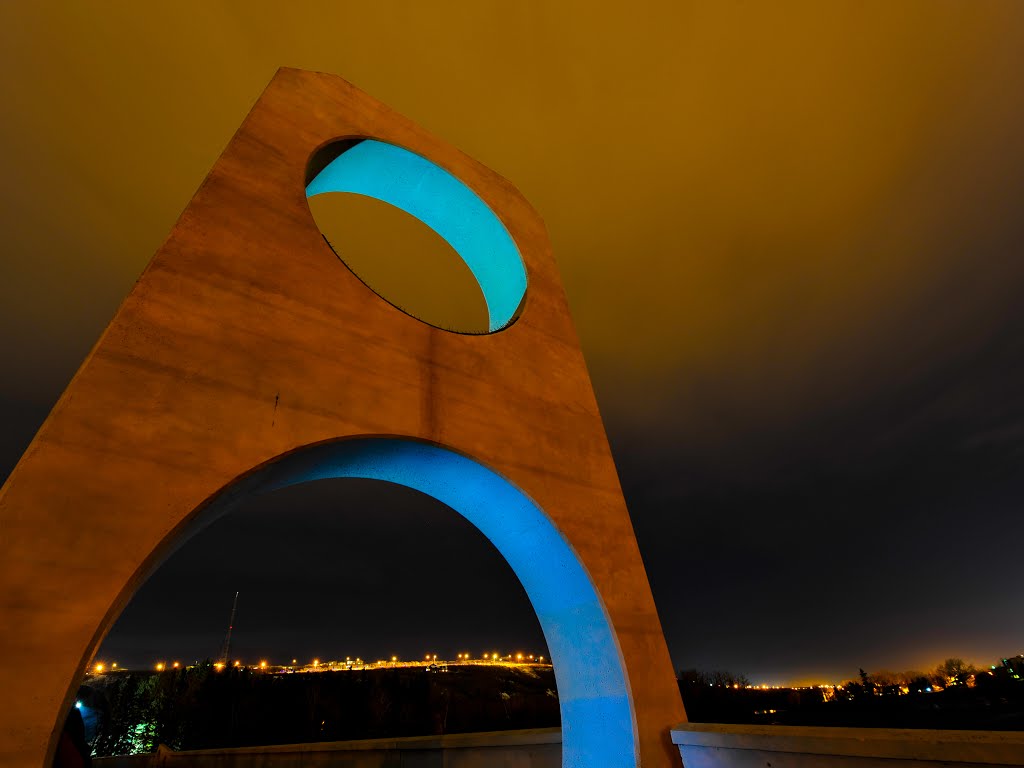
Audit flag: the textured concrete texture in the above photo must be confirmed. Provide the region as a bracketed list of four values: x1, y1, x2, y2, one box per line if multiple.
[0, 68, 685, 766]
[94, 728, 562, 768]
[671, 723, 1024, 767]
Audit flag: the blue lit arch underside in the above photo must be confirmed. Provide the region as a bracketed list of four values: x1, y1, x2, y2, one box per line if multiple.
[232, 438, 634, 768]
[306, 140, 528, 332]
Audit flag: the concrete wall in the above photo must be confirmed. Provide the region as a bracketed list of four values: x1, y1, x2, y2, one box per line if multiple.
[671, 724, 1024, 767]
[95, 729, 561, 768]
[93, 725, 1024, 768]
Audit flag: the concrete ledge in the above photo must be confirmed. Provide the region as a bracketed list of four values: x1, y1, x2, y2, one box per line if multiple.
[158, 727, 561, 754]
[94, 728, 562, 768]
[671, 723, 1024, 767]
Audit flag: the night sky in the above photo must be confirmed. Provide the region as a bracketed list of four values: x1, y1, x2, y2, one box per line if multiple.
[2, 2, 1024, 686]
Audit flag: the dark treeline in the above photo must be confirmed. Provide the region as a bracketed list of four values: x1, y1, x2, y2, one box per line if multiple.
[678, 656, 1024, 730]
[83, 663, 559, 756]
[80, 655, 1024, 756]
[677, 669, 820, 724]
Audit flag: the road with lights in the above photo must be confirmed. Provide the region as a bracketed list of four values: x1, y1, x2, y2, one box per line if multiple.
[87, 652, 550, 675]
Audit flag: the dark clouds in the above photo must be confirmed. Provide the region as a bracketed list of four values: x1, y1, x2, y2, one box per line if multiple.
[2, 2, 1024, 684]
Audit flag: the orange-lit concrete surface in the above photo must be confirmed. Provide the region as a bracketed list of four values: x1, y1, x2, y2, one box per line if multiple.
[671, 724, 1024, 767]
[0, 68, 684, 766]
[95, 729, 562, 768]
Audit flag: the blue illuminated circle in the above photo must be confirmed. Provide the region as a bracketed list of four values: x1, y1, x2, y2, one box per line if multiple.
[306, 141, 527, 333]
[215, 438, 634, 768]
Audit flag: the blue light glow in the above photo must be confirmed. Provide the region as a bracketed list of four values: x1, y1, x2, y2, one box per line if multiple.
[225, 438, 634, 768]
[306, 141, 527, 332]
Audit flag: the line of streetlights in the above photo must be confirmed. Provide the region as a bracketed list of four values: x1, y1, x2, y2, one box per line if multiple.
[89, 652, 548, 675]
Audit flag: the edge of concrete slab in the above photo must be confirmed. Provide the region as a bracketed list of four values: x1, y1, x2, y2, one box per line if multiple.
[671, 723, 1024, 765]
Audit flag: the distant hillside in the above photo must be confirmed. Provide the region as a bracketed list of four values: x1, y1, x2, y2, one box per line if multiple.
[81, 664, 559, 756]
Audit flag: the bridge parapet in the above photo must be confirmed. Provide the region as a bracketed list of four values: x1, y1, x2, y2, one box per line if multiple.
[671, 723, 1024, 767]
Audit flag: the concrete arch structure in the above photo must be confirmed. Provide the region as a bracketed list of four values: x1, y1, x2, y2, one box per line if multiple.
[0, 68, 685, 766]
[186, 436, 633, 767]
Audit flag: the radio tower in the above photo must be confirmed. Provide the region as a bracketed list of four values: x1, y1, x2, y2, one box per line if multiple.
[218, 591, 239, 665]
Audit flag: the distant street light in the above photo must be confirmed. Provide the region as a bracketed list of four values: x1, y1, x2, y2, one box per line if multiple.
[155, 662, 165, 671]
[94, 663, 104, 674]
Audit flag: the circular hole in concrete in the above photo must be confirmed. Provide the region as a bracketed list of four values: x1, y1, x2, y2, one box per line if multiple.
[306, 140, 527, 334]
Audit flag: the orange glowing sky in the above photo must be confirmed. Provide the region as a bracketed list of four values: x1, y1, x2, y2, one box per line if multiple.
[2, 1, 1024, 683]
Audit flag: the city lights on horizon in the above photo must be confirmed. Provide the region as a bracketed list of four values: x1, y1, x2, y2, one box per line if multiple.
[85, 649, 1023, 691]
[87, 648, 553, 675]
[86, 654, 1020, 691]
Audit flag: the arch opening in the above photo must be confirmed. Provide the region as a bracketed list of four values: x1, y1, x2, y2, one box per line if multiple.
[93, 477, 560, 752]
[88, 438, 636, 767]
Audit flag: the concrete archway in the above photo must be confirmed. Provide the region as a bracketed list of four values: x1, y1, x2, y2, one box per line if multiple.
[182, 436, 634, 767]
